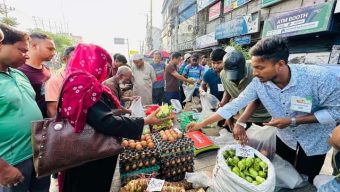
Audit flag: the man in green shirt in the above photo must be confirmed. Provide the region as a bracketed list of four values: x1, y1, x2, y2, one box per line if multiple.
[219, 51, 271, 130]
[0, 24, 50, 191]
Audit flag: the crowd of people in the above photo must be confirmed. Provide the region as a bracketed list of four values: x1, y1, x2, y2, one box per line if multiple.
[0, 21, 340, 192]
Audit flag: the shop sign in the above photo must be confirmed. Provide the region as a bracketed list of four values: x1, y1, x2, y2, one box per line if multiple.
[215, 12, 259, 40]
[198, 0, 217, 12]
[179, 3, 197, 23]
[261, 0, 283, 8]
[179, 0, 196, 13]
[262, 1, 334, 37]
[234, 35, 251, 45]
[224, 0, 251, 13]
[178, 41, 193, 51]
[196, 32, 218, 49]
[209, 1, 221, 21]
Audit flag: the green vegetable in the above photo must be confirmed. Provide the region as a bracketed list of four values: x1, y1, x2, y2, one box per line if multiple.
[237, 160, 246, 171]
[259, 161, 268, 170]
[255, 176, 265, 184]
[232, 167, 240, 176]
[232, 156, 240, 165]
[227, 158, 234, 166]
[245, 157, 254, 168]
[258, 170, 266, 178]
[249, 168, 259, 179]
[240, 172, 246, 179]
[246, 176, 253, 183]
[253, 162, 261, 171]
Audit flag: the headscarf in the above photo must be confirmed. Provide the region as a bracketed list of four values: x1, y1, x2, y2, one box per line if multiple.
[59, 43, 121, 133]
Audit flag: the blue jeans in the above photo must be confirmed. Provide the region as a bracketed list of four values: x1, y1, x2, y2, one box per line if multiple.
[0, 158, 50, 192]
[165, 91, 180, 105]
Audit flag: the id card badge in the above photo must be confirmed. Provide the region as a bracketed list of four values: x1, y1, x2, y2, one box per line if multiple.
[290, 96, 312, 113]
[218, 84, 224, 92]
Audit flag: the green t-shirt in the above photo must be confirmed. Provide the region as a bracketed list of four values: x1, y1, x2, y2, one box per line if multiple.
[0, 68, 43, 165]
[220, 63, 271, 123]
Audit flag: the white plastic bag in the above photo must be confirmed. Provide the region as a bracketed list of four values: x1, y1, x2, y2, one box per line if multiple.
[272, 155, 308, 189]
[209, 129, 236, 147]
[182, 84, 196, 102]
[185, 171, 212, 188]
[129, 96, 145, 117]
[198, 93, 219, 128]
[170, 99, 182, 113]
[247, 124, 277, 160]
[210, 144, 276, 192]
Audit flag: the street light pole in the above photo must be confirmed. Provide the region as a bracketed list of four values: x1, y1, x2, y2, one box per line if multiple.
[126, 38, 130, 63]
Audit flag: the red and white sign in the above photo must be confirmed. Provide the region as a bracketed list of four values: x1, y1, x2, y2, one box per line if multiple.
[209, 1, 221, 21]
[186, 131, 214, 149]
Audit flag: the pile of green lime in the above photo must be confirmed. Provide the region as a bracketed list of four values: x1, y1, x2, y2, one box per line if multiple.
[223, 149, 268, 185]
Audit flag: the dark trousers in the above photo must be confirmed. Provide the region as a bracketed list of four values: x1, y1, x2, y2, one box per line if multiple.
[179, 85, 185, 106]
[63, 156, 118, 192]
[164, 91, 180, 105]
[276, 137, 326, 183]
[0, 158, 50, 192]
[152, 87, 164, 105]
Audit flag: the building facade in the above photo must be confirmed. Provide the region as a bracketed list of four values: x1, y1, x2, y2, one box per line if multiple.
[161, 0, 340, 64]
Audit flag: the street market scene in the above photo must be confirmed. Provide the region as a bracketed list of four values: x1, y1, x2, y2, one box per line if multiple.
[0, 0, 340, 192]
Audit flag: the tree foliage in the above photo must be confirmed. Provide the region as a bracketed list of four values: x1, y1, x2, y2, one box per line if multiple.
[225, 39, 251, 60]
[1, 16, 18, 27]
[29, 28, 76, 55]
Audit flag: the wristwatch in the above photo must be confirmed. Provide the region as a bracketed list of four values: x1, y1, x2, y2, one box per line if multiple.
[290, 117, 297, 127]
[236, 121, 247, 129]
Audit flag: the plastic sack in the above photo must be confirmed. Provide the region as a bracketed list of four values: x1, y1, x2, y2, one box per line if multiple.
[198, 93, 219, 128]
[185, 171, 212, 188]
[182, 84, 196, 102]
[272, 155, 308, 189]
[170, 99, 182, 113]
[247, 124, 277, 160]
[210, 144, 276, 192]
[209, 129, 236, 147]
[129, 96, 145, 117]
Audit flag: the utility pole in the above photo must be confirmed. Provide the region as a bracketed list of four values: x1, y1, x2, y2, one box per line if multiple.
[126, 38, 130, 63]
[150, 0, 153, 50]
[149, 0, 153, 50]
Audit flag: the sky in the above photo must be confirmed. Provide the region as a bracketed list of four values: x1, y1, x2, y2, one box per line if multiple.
[8, 0, 163, 56]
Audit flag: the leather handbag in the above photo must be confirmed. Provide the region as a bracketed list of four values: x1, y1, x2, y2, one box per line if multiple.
[31, 92, 123, 177]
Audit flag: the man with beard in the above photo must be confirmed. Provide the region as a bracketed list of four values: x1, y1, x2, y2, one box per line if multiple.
[18, 33, 56, 118]
[199, 49, 225, 101]
[131, 54, 156, 106]
[104, 66, 137, 105]
[187, 36, 340, 183]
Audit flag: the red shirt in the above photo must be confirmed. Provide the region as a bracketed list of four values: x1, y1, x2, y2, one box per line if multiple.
[18, 64, 51, 117]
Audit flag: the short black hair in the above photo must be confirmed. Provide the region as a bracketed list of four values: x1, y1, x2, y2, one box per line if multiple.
[30, 32, 52, 40]
[171, 52, 181, 59]
[113, 53, 121, 60]
[63, 46, 75, 58]
[211, 48, 226, 61]
[116, 54, 127, 64]
[223, 51, 245, 70]
[250, 36, 289, 64]
[191, 53, 200, 60]
[153, 51, 162, 58]
[0, 24, 29, 45]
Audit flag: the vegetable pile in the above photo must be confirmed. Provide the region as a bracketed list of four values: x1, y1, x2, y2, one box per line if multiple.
[223, 149, 268, 185]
